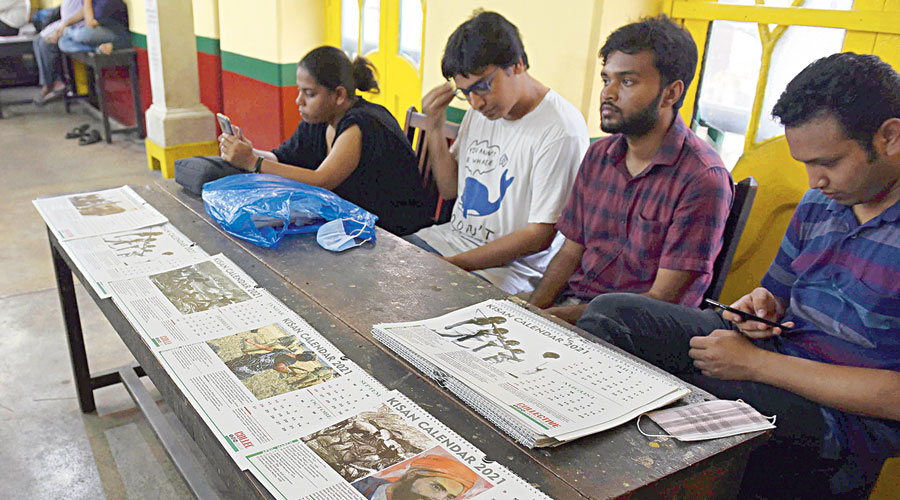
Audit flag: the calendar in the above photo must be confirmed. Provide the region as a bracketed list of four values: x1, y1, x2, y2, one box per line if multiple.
[33, 185, 168, 240]
[157, 314, 385, 469]
[60, 223, 209, 299]
[374, 300, 690, 447]
[106, 254, 286, 351]
[247, 391, 553, 500]
[247, 374, 386, 436]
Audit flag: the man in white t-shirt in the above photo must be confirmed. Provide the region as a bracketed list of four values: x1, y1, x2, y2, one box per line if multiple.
[406, 10, 589, 294]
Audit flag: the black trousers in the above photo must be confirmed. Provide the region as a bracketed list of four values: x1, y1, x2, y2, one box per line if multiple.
[576, 293, 869, 499]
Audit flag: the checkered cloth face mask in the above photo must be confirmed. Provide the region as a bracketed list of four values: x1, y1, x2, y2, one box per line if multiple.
[637, 399, 776, 442]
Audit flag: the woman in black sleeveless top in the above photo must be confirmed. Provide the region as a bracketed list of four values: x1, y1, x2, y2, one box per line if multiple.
[220, 46, 431, 236]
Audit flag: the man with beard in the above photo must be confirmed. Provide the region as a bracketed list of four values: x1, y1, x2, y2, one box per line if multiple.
[353, 454, 479, 500]
[528, 16, 733, 323]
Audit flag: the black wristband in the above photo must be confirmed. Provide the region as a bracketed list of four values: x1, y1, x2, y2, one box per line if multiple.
[253, 156, 264, 173]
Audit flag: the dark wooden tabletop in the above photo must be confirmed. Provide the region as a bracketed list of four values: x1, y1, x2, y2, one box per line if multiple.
[69, 181, 766, 499]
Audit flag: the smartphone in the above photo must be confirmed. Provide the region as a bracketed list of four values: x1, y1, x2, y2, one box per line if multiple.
[216, 113, 234, 135]
[703, 298, 791, 331]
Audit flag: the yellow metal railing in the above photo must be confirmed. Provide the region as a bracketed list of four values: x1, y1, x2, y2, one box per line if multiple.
[671, 1, 900, 34]
[667, 0, 900, 153]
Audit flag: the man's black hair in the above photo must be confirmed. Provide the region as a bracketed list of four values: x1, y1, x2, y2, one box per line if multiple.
[600, 15, 697, 109]
[772, 52, 900, 154]
[441, 10, 529, 79]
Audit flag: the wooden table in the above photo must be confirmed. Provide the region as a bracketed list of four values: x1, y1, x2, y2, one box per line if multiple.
[49, 180, 766, 499]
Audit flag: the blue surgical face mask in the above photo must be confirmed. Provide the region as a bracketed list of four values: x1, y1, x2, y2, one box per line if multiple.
[316, 218, 374, 252]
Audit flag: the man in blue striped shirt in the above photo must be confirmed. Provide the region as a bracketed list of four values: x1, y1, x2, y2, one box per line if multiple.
[575, 52, 900, 498]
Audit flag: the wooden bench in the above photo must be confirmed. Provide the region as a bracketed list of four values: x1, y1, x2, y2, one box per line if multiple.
[62, 48, 145, 143]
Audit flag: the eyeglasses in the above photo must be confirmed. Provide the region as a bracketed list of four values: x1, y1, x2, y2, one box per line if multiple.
[452, 68, 500, 101]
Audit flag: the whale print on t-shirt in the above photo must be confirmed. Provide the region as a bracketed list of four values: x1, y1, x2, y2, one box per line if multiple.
[460, 140, 515, 218]
[460, 170, 514, 218]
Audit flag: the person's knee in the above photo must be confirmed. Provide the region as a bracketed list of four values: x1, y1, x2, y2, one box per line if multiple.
[579, 292, 651, 325]
[70, 27, 100, 44]
[588, 293, 652, 317]
[57, 37, 76, 53]
[578, 293, 672, 345]
[576, 293, 639, 341]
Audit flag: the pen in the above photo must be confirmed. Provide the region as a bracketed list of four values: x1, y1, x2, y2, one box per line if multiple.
[703, 298, 792, 331]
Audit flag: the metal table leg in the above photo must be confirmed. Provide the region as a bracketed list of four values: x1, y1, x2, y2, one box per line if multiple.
[49, 227, 95, 413]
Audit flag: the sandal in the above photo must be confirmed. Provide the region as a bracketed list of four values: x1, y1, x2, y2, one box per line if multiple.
[33, 87, 66, 107]
[65, 123, 91, 139]
[78, 129, 102, 146]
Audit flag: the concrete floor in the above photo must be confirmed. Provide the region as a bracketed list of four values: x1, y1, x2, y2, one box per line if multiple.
[0, 88, 226, 499]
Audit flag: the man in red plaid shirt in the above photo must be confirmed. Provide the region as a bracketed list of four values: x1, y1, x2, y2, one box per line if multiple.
[529, 16, 733, 323]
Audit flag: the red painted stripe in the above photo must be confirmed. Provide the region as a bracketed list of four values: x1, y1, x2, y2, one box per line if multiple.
[105, 48, 297, 149]
[280, 86, 300, 143]
[198, 51, 224, 132]
[222, 70, 284, 151]
[135, 48, 152, 114]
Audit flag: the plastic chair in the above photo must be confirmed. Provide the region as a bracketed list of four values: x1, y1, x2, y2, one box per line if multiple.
[703, 176, 758, 302]
[403, 106, 459, 224]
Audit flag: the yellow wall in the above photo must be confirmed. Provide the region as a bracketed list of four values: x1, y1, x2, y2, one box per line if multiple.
[121, 0, 220, 39]
[192, 0, 219, 40]
[218, 0, 324, 64]
[422, 0, 662, 130]
[127, 0, 145, 35]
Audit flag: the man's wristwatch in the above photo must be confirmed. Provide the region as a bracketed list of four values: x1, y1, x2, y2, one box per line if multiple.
[253, 156, 264, 173]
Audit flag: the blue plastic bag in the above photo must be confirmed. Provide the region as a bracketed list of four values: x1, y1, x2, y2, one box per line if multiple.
[202, 174, 378, 250]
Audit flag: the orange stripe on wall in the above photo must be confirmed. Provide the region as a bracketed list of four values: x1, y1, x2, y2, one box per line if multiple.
[280, 86, 300, 144]
[198, 51, 224, 133]
[222, 70, 284, 151]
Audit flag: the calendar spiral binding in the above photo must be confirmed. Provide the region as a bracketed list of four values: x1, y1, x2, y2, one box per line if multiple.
[373, 330, 542, 447]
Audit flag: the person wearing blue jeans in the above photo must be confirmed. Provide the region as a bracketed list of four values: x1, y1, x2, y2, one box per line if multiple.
[32, 0, 129, 105]
[57, 21, 129, 55]
[32, 0, 82, 105]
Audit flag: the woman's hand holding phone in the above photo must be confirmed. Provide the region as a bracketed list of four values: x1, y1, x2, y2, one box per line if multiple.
[219, 124, 257, 171]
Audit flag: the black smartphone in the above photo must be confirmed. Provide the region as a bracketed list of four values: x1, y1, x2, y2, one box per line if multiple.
[703, 298, 791, 331]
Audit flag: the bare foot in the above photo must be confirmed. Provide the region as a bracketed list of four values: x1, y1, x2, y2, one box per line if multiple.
[97, 42, 113, 55]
